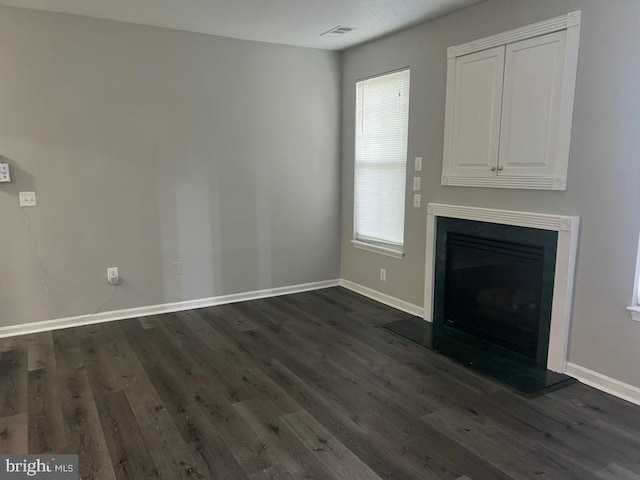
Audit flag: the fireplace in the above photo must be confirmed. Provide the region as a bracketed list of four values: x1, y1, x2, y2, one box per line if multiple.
[434, 218, 557, 366]
[380, 204, 579, 392]
[424, 204, 580, 374]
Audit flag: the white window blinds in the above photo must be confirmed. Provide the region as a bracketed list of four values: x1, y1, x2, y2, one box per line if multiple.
[355, 69, 410, 248]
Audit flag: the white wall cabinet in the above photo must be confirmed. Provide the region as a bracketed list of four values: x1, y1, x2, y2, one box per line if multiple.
[442, 12, 581, 190]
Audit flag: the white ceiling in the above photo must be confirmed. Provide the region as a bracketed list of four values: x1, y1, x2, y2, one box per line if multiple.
[0, 0, 482, 50]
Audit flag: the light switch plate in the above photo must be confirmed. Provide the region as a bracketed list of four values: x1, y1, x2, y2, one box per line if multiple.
[413, 194, 421, 208]
[19, 191, 37, 207]
[413, 177, 421, 191]
[414, 157, 423, 172]
[0, 163, 10, 182]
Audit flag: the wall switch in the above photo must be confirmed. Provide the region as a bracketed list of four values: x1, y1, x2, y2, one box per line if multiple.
[19, 191, 37, 207]
[0, 163, 10, 182]
[172, 262, 183, 275]
[413, 194, 421, 208]
[413, 177, 421, 191]
[107, 267, 119, 285]
[380, 268, 386, 281]
[414, 157, 423, 172]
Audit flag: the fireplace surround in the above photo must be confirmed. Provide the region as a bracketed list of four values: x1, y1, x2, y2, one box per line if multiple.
[424, 204, 579, 373]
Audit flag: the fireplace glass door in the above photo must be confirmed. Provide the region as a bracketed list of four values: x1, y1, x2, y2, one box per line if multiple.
[444, 234, 544, 360]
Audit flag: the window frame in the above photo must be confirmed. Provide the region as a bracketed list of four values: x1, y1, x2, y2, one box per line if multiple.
[352, 68, 410, 259]
[628, 233, 640, 321]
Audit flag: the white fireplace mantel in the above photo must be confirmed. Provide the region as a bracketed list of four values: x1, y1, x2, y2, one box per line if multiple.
[423, 203, 580, 373]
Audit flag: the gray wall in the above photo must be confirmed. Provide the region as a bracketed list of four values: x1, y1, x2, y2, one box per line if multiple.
[341, 0, 640, 386]
[0, 7, 341, 327]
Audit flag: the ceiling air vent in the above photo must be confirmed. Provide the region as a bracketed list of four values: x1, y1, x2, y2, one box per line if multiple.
[321, 26, 357, 37]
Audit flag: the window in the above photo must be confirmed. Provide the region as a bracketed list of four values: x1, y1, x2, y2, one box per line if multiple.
[353, 69, 410, 258]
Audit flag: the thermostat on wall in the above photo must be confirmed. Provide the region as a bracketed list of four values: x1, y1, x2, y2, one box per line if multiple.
[0, 163, 10, 183]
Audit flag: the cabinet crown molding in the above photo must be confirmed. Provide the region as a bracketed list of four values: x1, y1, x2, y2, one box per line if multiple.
[448, 11, 581, 58]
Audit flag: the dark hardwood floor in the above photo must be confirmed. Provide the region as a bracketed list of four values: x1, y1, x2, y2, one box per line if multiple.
[1, 287, 640, 479]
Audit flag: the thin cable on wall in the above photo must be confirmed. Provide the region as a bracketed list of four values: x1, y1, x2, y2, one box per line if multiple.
[11, 183, 118, 319]
[94, 285, 117, 315]
[12, 183, 69, 317]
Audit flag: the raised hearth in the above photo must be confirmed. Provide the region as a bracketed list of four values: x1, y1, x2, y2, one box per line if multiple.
[380, 317, 575, 395]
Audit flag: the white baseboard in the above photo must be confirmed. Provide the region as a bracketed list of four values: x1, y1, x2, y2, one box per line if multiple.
[7, 277, 640, 407]
[339, 279, 424, 317]
[0, 279, 340, 339]
[566, 362, 640, 407]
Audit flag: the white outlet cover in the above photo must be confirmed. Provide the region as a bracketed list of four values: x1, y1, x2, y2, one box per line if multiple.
[19, 191, 37, 207]
[107, 267, 119, 284]
[413, 194, 421, 208]
[413, 177, 421, 191]
[415, 157, 423, 172]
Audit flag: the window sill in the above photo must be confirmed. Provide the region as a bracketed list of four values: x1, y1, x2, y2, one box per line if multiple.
[351, 240, 405, 259]
[628, 306, 640, 322]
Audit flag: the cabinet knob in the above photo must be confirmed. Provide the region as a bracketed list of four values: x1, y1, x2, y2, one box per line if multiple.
[498, 165, 504, 171]
[490, 166, 496, 171]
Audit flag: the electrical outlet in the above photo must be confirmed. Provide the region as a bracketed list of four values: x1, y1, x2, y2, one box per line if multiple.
[413, 194, 421, 208]
[107, 267, 119, 285]
[413, 177, 421, 191]
[414, 157, 423, 172]
[380, 268, 386, 282]
[172, 262, 183, 275]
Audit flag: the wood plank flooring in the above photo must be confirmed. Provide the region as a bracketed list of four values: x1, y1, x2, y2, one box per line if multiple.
[1, 287, 640, 479]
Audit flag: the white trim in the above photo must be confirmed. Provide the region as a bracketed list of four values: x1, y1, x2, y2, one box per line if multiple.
[629, 234, 640, 320]
[339, 279, 423, 317]
[441, 41, 457, 188]
[442, 175, 560, 190]
[351, 240, 405, 259]
[425, 203, 577, 231]
[442, 11, 581, 191]
[424, 203, 580, 373]
[0, 279, 340, 339]
[566, 363, 640, 407]
[628, 306, 640, 322]
[451, 11, 581, 57]
[556, 11, 581, 192]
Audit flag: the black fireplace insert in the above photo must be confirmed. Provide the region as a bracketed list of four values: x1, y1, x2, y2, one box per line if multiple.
[434, 217, 557, 366]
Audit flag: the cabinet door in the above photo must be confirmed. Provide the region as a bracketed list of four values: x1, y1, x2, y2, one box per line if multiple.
[449, 46, 505, 178]
[498, 31, 567, 177]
